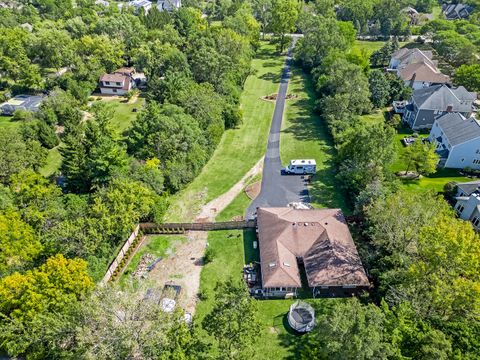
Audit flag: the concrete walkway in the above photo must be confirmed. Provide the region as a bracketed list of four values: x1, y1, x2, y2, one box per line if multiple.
[246, 37, 309, 219]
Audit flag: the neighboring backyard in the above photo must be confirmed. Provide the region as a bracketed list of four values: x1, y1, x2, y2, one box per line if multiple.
[166, 41, 284, 222]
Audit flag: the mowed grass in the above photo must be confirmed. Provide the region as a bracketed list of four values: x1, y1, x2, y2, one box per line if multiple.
[108, 97, 145, 134]
[354, 40, 410, 57]
[167, 41, 284, 221]
[195, 201, 335, 359]
[122, 234, 187, 282]
[391, 129, 470, 193]
[39, 145, 62, 177]
[0, 115, 21, 129]
[281, 65, 349, 212]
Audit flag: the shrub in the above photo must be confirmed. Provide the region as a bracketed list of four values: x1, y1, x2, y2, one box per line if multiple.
[203, 246, 215, 264]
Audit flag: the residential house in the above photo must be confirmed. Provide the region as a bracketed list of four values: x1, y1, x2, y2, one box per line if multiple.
[127, 0, 152, 13]
[388, 48, 450, 89]
[389, 48, 437, 71]
[403, 84, 477, 130]
[442, 3, 473, 20]
[453, 180, 480, 229]
[398, 61, 450, 90]
[157, 0, 181, 11]
[256, 207, 370, 298]
[429, 113, 480, 168]
[0, 94, 44, 115]
[99, 67, 136, 95]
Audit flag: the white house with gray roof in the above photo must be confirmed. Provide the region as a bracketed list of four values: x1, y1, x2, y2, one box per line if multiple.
[453, 180, 480, 229]
[403, 85, 477, 130]
[429, 113, 480, 168]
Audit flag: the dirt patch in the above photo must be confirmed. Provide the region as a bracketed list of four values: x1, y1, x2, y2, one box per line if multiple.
[149, 159, 263, 315]
[148, 231, 208, 314]
[396, 171, 422, 180]
[245, 181, 261, 200]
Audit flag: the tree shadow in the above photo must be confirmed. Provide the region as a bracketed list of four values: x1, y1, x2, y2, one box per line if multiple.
[259, 71, 282, 83]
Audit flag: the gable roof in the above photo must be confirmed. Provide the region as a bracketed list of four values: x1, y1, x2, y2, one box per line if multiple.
[443, 3, 473, 20]
[399, 61, 450, 84]
[436, 113, 480, 146]
[257, 208, 369, 288]
[412, 85, 476, 112]
[457, 180, 480, 196]
[392, 48, 437, 69]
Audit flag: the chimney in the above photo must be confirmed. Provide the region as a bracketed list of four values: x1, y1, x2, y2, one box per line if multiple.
[446, 104, 453, 112]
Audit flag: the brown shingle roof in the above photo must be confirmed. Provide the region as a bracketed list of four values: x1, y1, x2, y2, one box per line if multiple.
[257, 208, 370, 288]
[399, 61, 450, 84]
[99, 73, 127, 84]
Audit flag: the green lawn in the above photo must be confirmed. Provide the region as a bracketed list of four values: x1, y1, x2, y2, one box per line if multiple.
[121, 234, 187, 282]
[281, 65, 349, 212]
[39, 145, 62, 177]
[166, 41, 285, 222]
[354, 40, 411, 57]
[107, 97, 145, 135]
[0, 115, 21, 129]
[391, 128, 470, 193]
[360, 108, 387, 125]
[195, 202, 336, 359]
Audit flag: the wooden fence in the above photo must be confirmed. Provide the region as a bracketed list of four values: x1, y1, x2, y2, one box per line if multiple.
[140, 220, 257, 233]
[101, 224, 140, 285]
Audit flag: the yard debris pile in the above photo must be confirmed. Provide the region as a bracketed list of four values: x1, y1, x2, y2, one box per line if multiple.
[132, 253, 155, 279]
[261, 93, 298, 102]
[287, 202, 313, 210]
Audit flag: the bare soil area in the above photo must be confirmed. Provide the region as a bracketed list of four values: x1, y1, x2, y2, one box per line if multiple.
[148, 158, 263, 314]
[261, 93, 298, 102]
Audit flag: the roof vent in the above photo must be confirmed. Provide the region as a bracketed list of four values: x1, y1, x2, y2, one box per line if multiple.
[304, 222, 308, 226]
[283, 262, 291, 267]
[324, 222, 328, 225]
[269, 262, 276, 268]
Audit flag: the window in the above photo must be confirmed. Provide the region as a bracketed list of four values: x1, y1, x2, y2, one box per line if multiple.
[462, 158, 465, 162]
[105, 81, 110, 85]
[473, 159, 480, 165]
[113, 89, 117, 93]
[473, 217, 480, 227]
[116, 82, 121, 86]
[476, 149, 480, 154]
[457, 204, 465, 213]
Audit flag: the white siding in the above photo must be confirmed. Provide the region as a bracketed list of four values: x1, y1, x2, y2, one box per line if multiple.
[445, 139, 480, 169]
[99, 87, 128, 95]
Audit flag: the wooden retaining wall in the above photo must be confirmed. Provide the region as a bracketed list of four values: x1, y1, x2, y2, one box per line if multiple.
[140, 220, 257, 233]
[101, 224, 140, 285]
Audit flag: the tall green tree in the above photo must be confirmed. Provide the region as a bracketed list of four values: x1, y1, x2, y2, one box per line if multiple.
[270, 0, 299, 51]
[202, 279, 260, 360]
[368, 69, 390, 108]
[402, 140, 439, 176]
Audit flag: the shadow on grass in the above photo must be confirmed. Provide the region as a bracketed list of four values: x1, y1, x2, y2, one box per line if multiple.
[282, 65, 351, 211]
[260, 71, 282, 83]
[243, 229, 259, 264]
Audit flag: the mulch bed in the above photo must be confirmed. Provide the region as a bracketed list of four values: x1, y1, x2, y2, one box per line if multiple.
[261, 93, 298, 102]
[245, 181, 261, 200]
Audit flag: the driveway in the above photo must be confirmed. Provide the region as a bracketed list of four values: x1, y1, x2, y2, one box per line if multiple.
[246, 38, 309, 219]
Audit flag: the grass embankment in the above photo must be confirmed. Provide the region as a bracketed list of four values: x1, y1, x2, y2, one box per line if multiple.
[281, 65, 349, 212]
[166, 41, 284, 221]
[0, 116, 21, 129]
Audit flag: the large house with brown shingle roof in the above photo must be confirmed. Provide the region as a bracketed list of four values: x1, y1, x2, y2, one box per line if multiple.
[256, 207, 370, 298]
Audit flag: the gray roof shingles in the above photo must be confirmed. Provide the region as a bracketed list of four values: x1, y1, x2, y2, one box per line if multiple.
[413, 85, 476, 112]
[436, 112, 480, 146]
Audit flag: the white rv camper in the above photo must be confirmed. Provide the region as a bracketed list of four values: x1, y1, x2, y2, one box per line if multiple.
[284, 159, 316, 175]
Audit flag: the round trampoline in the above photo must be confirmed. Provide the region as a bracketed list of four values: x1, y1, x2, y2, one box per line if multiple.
[287, 301, 316, 333]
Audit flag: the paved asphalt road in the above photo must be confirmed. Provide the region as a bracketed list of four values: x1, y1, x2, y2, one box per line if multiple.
[246, 38, 309, 219]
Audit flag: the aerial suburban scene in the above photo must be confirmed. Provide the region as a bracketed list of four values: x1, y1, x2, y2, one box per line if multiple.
[1, 0, 480, 359]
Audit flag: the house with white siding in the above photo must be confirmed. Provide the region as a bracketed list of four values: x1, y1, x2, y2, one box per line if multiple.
[157, 0, 181, 11]
[429, 113, 480, 168]
[99, 67, 136, 95]
[453, 180, 480, 229]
